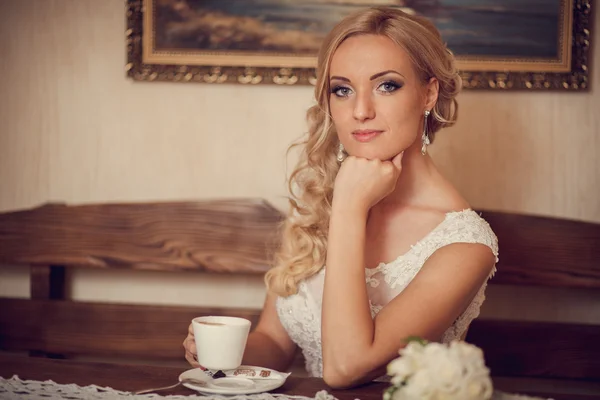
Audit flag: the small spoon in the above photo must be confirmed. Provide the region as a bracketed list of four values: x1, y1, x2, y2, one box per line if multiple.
[134, 377, 209, 395]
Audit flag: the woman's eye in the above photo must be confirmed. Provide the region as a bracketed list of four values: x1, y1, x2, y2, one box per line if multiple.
[379, 81, 402, 93]
[331, 86, 352, 97]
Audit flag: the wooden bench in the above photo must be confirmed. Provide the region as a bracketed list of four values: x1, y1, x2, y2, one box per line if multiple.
[0, 199, 599, 383]
[0, 199, 283, 364]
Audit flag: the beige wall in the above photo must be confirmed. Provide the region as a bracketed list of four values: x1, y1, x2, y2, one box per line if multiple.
[1, 1, 599, 322]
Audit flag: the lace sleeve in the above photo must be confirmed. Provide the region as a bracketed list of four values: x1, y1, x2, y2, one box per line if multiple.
[437, 210, 498, 271]
[374, 210, 499, 343]
[432, 210, 499, 341]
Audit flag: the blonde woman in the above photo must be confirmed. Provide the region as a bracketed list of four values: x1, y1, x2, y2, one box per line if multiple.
[184, 6, 498, 389]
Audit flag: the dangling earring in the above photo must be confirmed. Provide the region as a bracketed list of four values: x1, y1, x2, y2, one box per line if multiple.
[336, 142, 346, 163]
[421, 110, 431, 155]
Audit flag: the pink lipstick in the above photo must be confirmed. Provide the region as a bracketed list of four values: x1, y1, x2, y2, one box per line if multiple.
[352, 129, 383, 143]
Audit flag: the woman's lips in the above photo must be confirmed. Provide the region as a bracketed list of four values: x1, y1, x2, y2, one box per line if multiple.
[352, 130, 383, 142]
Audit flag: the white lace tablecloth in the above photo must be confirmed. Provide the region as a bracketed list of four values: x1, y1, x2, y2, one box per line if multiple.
[0, 376, 551, 400]
[1, 376, 331, 400]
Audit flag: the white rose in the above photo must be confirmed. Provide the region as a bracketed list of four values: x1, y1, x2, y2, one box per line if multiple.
[451, 341, 487, 369]
[387, 340, 493, 400]
[447, 342, 490, 377]
[399, 342, 427, 370]
[434, 391, 464, 400]
[387, 357, 413, 385]
[422, 342, 447, 362]
[464, 375, 493, 400]
[401, 369, 434, 400]
[399, 341, 426, 358]
[425, 353, 463, 394]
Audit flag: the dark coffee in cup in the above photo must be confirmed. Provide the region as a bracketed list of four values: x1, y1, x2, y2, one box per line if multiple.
[198, 321, 226, 326]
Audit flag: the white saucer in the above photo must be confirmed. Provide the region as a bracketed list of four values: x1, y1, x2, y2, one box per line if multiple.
[179, 366, 290, 395]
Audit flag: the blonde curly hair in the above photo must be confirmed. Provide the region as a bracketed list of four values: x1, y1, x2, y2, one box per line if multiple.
[265, 7, 462, 297]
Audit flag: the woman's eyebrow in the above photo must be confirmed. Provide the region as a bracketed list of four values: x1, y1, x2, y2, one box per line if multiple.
[369, 70, 405, 80]
[329, 70, 405, 83]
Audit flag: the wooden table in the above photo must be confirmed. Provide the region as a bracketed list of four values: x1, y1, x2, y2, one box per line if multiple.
[0, 353, 386, 400]
[1, 353, 599, 400]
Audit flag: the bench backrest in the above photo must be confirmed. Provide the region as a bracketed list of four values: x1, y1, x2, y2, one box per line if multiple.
[0, 199, 598, 379]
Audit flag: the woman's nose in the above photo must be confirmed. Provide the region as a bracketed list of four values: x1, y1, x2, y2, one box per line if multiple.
[352, 92, 375, 122]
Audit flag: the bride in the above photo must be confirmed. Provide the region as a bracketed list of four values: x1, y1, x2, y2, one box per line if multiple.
[184, 6, 498, 389]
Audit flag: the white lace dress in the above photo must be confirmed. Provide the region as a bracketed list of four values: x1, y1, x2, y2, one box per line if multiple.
[275, 209, 499, 378]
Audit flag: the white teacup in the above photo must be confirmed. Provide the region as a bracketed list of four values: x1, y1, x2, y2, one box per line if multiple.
[192, 316, 251, 371]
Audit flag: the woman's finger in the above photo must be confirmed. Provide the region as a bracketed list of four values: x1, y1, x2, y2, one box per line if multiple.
[188, 339, 197, 356]
[185, 351, 200, 367]
[390, 151, 404, 171]
[185, 349, 202, 368]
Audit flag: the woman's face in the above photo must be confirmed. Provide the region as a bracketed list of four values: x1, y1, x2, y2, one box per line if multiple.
[328, 34, 437, 161]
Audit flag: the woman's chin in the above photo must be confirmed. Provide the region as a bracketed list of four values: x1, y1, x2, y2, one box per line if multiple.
[350, 151, 401, 161]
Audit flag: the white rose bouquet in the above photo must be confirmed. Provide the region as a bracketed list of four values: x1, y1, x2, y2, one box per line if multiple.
[384, 337, 494, 400]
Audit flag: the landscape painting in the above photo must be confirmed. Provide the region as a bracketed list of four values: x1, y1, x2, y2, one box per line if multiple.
[154, 0, 559, 58]
[126, 0, 591, 90]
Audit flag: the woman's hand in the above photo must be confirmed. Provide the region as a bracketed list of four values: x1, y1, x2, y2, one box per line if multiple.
[333, 151, 404, 213]
[183, 323, 201, 368]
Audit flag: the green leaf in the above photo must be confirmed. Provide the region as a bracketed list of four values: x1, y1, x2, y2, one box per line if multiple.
[383, 385, 398, 400]
[404, 336, 428, 346]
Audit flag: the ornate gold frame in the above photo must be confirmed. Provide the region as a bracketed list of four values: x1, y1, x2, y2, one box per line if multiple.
[126, 0, 593, 90]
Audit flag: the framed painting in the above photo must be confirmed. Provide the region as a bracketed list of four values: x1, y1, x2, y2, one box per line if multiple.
[126, 0, 593, 90]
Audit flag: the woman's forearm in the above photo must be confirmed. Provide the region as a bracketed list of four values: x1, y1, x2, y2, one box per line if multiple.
[321, 205, 374, 382]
